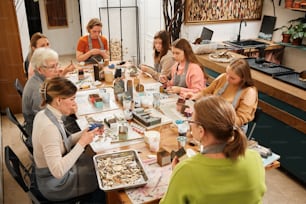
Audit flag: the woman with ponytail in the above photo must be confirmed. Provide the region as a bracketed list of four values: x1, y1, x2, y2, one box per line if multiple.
[160, 95, 266, 204]
[32, 77, 105, 203]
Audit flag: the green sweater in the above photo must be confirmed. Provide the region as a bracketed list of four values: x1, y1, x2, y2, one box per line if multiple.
[160, 149, 266, 204]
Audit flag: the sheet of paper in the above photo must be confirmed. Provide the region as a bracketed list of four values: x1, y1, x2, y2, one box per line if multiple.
[125, 161, 172, 203]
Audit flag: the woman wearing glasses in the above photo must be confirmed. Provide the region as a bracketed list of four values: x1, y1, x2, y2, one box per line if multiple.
[160, 95, 266, 204]
[27, 32, 75, 78]
[185, 58, 258, 132]
[23, 47, 63, 136]
[32, 77, 105, 202]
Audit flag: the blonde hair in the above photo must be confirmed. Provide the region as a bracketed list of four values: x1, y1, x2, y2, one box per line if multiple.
[86, 18, 102, 33]
[194, 95, 247, 160]
[227, 58, 254, 88]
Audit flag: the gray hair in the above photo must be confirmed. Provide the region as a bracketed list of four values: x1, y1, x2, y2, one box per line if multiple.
[31, 47, 58, 70]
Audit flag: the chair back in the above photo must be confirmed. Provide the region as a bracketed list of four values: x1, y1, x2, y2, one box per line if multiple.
[15, 78, 24, 97]
[247, 107, 262, 140]
[4, 146, 30, 192]
[5, 107, 33, 153]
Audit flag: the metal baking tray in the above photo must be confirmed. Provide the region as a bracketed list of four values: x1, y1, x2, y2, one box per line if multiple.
[93, 149, 148, 191]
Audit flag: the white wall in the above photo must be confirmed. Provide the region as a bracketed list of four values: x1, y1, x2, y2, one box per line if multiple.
[181, 0, 305, 43]
[15, 0, 30, 61]
[39, 0, 81, 55]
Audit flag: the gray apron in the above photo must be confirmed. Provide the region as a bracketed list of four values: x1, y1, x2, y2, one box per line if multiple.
[85, 35, 105, 63]
[217, 82, 248, 133]
[154, 63, 162, 73]
[34, 108, 97, 201]
[173, 62, 189, 88]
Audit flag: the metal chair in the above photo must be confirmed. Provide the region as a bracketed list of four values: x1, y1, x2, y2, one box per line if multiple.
[5, 107, 33, 154]
[4, 146, 93, 204]
[247, 107, 262, 140]
[15, 78, 24, 97]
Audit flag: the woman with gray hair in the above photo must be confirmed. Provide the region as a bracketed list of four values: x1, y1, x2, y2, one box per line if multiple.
[22, 47, 61, 137]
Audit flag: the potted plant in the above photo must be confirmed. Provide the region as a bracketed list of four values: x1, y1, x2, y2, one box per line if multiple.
[290, 21, 306, 46]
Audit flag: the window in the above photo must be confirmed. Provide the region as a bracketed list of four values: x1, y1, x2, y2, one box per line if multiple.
[45, 0, 67, 28]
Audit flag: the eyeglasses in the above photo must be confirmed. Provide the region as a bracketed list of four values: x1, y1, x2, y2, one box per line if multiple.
[186, 120, 205, 127]
[42, 63, 60, 70]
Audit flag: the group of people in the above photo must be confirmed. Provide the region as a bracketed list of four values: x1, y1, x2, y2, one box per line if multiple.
[21, 16, 265, 203]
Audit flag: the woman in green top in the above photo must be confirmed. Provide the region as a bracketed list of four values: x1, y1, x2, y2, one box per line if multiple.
[160, 95, 266, 204]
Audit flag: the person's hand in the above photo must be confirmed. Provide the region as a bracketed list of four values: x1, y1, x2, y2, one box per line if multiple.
[140, 65, 149, 72]
[167, 86, 181, 94]
[159, 75, 168, 83]
[90, 48, 101, 56]
[171, 156, 179, 170]
[191, 92, 203, 100]
[78, 128, 98, 148]
[183, 92, 195, 99]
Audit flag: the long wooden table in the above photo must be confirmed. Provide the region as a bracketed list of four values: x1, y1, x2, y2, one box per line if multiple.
[74, 65, 280, 204]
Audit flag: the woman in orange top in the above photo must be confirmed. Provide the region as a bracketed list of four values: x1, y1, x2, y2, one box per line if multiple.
[76, 18, 109, 63]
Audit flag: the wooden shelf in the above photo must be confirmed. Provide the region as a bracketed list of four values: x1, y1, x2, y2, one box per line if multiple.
[277, 42, 306, 50]
[289, 8, 306, 11]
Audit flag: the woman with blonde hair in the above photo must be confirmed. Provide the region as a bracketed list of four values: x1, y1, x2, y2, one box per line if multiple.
[160, 95, 266, 204]
[160, 38, 207, 95]
[76, 18, 109, 63]
[186, 58, 258, 131]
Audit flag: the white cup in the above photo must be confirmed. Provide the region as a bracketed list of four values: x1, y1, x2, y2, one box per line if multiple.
[145, 131, 160, 152]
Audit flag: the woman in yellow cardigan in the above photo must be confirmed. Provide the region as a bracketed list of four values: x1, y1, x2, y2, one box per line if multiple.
[185, 58, 258, 132]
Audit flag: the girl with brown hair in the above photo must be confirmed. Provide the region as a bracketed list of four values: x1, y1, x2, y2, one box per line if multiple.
[160, 38, 207, 95]
[140, 30, 175, 80]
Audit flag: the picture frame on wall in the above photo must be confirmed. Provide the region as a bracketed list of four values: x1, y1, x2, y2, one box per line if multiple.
[184, 0, 264, 24]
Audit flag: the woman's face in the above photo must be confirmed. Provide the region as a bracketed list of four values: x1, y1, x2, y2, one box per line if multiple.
[34, 38, 50, 50]
[58, 95, 77, 116]
[154, 38, 163, 52]
[89, 25, 102, 39]
[189, 112, 203, 143]
[226, 67, 242, 86]
[172, 47, 185, 63]
[39, 59, 60, 79]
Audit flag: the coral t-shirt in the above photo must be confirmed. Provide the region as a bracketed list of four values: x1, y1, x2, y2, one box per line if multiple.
[76, 35, 108, 53]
